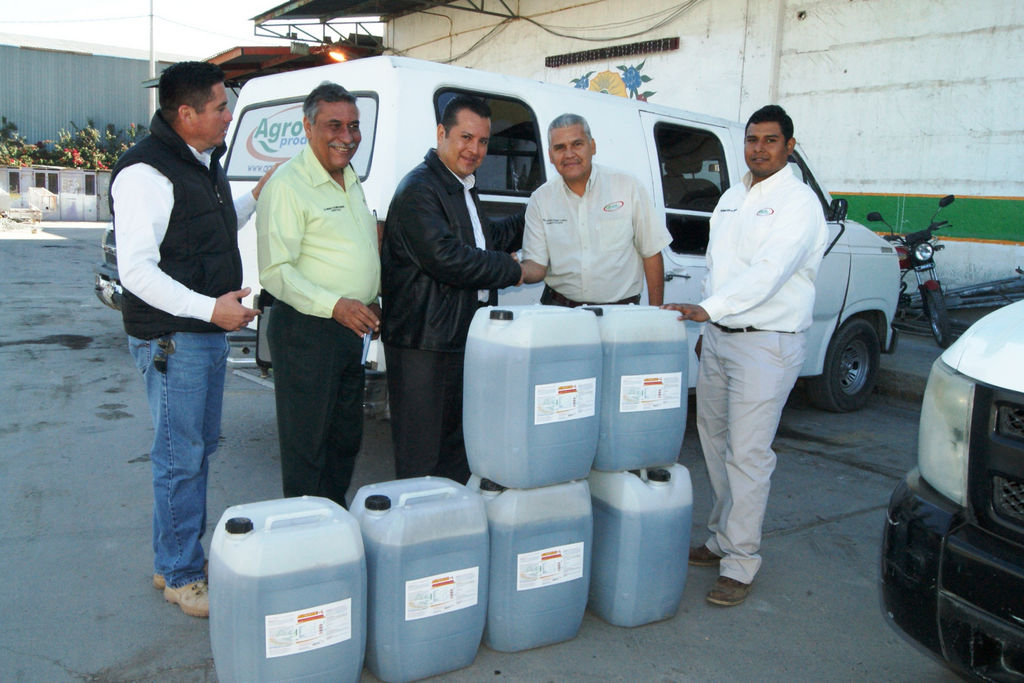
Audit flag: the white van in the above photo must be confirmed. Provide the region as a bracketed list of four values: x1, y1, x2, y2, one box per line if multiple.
[102, 56, 900, 411]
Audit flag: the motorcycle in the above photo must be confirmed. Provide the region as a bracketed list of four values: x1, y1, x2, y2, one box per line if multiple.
[867, 195, 955, 348]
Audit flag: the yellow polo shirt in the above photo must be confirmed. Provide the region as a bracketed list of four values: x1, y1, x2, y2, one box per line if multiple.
[256, 145, 380, 318]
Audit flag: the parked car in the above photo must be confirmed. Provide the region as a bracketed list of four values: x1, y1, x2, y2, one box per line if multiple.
[95, 56, 899, 411]
[881, 299, 1024, 679]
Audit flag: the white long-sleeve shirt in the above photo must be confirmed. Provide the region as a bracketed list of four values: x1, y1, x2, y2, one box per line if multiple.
[700, 164, 828, 332]
[112, 146, 256, 323]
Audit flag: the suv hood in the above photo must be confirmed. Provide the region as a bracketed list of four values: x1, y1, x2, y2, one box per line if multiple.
[940, 300, 1024, 389]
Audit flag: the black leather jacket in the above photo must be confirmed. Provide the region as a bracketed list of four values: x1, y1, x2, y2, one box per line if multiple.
[381, 150, 523, 352]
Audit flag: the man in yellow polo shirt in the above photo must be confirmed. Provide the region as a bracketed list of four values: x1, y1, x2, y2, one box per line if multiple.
[256, 82, 380, 507]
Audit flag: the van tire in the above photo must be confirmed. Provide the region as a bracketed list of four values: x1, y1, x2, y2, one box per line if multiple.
[805, 318, 880, 412]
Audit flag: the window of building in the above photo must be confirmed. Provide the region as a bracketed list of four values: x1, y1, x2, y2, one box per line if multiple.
[85, 174, 96, 196]
[434, 90, 545, 197]
[8, 171, 18, 194]
[653, 123, 729, 255]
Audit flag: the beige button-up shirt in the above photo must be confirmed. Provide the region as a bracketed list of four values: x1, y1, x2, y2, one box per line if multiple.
[523, 164, 670, 303]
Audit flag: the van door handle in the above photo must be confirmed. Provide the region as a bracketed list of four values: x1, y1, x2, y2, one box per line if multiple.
[665, 272, 691, 281]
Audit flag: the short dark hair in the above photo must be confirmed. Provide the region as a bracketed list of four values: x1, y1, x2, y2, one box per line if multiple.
[158, 61, 225, 122]
[746, 104, 794, 141]
[440, 95, 491, 133]
[303, 81, 357, 123]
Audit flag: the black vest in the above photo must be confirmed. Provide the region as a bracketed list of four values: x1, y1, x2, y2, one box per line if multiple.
[110, 111, 242, 339]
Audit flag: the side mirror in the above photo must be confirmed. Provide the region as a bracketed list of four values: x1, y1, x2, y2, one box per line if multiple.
[939, 194, 955, 208]
[827, 197, 848, 222]
[865, 211, 883, 222]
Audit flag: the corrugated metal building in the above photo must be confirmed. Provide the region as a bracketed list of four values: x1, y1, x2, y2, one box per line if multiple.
[0, 33, 190, 143]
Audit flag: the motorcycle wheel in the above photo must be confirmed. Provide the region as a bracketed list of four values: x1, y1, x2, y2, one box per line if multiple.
[921, 287, 953, 348]
[805, 317, 881, 413]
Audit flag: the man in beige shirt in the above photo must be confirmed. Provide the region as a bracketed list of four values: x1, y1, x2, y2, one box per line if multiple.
[521, 113, 670, 306]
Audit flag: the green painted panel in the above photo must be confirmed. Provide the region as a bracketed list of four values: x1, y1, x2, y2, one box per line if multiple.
[835, 194, 1023, 243]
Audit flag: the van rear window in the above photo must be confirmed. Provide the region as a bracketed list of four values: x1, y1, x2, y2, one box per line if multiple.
[225, 94, 378, 181]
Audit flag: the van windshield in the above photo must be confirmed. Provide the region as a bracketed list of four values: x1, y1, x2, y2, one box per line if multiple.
[225, 94, 378, 181]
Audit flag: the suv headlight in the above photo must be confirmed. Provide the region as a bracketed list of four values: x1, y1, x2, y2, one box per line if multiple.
[918, 359, 974, 506]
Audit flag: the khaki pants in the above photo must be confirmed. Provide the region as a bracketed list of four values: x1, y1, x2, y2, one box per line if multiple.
[696, 324, 806, 584]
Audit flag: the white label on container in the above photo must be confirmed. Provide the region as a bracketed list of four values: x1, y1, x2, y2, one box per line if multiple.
[264, 598, 351, 659]
[405, 566, 479, 621]
[534, 377, 596, 425]
[516, 542, 585, 591]
[619, 372, 683, 412]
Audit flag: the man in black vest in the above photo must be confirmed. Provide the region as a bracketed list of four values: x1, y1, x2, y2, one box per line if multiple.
[111, 62, 273, 618]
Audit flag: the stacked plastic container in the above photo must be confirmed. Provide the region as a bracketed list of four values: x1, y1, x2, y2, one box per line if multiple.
[587, 305, 692, 627]
[462, 305, 601, 652]
[467, 475, 593, 652]
[209, 496, 366, 683]
[350, 477, 489, 682]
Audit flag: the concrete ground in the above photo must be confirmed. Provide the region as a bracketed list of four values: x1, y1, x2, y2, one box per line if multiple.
[0, 222, 963, 682]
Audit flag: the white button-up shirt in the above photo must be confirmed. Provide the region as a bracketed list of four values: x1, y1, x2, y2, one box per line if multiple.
[523, 164, 670, 303]
[700, 164, 828, 332]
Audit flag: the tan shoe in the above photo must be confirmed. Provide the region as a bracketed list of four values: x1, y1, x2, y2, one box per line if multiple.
[688, 545, 722, 567]
[163, 579, 209, 618]
[706, 576, 751, 607]
[153, 560, 208, 591]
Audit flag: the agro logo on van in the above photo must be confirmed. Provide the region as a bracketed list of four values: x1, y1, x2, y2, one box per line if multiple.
[603, 201, 625, 212]
[756, 208, 775, 216]
[245, 104, 307, 163]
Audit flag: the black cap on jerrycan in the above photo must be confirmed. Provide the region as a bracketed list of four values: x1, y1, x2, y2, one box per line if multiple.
[225, 517, 254, 534]
[479, 478, 506, 493]
[490, 309, 513, 321]
[647, 468, 671, 483]
[364, 494, 392, 511]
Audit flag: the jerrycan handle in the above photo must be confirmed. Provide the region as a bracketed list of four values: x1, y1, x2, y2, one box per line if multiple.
[264, 509, 330, 530]
[397, 486, 456, 507]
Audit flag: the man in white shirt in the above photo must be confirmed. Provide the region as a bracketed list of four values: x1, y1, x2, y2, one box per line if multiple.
[111, 61, 273, 618]
[664, 105, 828, 606]
[521, 113, 670, 306]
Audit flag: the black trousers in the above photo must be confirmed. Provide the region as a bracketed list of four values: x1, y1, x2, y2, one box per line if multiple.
[383, 344, 470, 484]
[268, 300, 365, 507]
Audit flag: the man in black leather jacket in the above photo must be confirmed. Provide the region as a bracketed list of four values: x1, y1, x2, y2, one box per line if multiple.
[381, 95, 524, 483]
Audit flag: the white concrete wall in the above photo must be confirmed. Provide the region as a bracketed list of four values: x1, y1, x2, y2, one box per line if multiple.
[386, 0, 1024, 198]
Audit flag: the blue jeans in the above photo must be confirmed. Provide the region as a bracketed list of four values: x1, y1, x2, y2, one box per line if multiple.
[129, 331, 228, 589]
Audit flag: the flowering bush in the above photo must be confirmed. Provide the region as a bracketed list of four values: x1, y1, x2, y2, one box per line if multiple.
[0, 118, 144, 170]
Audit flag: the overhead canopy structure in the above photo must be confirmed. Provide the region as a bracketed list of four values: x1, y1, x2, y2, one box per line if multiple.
[252, 0, 516, 43]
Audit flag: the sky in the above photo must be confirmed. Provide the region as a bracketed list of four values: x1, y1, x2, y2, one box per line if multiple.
[0, 0, 372, 59]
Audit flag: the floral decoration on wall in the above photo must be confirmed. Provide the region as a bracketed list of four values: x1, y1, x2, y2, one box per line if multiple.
[571, 61, 655, 101]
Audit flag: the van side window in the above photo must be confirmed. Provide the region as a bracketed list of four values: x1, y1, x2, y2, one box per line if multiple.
[225, 94, 379, 181]
[653, 123, 729, 255]
[435, 90, 545, 196]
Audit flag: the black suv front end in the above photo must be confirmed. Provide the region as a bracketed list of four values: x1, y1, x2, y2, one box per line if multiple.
[882, 359, 1024, 680]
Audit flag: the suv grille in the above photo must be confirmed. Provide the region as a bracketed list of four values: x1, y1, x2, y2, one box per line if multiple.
[993, 476, 1024, 525]
[999, 404, 1024, 441]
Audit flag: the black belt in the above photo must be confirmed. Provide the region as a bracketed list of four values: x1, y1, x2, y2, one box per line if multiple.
[541, 285, 641, 308]
[711, 322, 794, 334]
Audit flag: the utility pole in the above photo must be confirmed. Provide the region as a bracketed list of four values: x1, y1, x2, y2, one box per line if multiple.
[148, 0, 156, 120]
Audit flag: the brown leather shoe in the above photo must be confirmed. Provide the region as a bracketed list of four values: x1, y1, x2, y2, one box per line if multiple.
[688, 545, 722, 567]
[706, 576, 752, 606]
[164, 579, 209, 618]
[153, 560, 208, 591]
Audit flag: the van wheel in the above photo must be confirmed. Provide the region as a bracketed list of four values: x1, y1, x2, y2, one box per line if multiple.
[805, 318, 880, 412]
